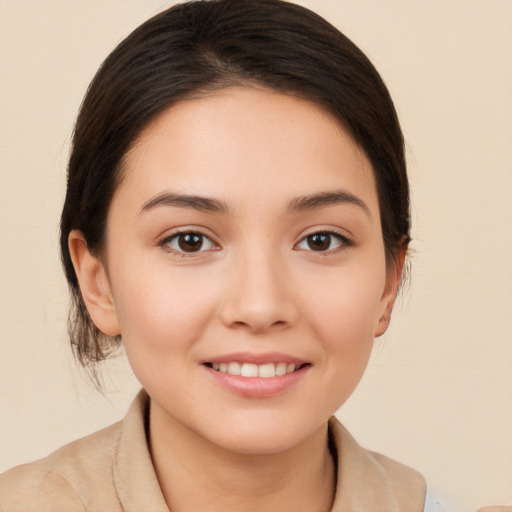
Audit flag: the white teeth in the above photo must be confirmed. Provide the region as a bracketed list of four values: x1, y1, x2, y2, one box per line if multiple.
[286, 363, 296, 374]
[275, 362, 287, 376]
[227, 362, 241, 376]
[258, 363, 276, 378]
[240, 363, 258, 377]
[211, 362, 301, 378]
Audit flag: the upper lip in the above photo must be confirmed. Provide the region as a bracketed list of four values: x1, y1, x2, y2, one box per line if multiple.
[202, 352, 308, 366]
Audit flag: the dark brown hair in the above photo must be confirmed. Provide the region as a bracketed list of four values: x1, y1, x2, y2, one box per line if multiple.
[60, 0, 410, 376]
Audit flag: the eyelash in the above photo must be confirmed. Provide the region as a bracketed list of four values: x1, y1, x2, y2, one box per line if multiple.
[295, 229, 352, 254]
[159, 228, 352, 257]
[160, 230, 219, 257]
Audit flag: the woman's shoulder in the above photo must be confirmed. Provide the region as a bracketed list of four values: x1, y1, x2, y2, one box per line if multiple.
[0, 461, 86, 512]
[0, 420, 123, 512]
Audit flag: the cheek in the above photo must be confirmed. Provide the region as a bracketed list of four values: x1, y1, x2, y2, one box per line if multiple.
[317, 290, 378, 372]
[304, 261, 386, 339]
[108, 259, 221, 374]
[302, 262, 386, 387]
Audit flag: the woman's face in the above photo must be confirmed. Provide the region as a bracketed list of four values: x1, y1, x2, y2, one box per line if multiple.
[99, 87, 398, 454]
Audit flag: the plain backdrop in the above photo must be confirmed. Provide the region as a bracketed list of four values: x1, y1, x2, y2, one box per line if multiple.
[0, 1, 511, 510]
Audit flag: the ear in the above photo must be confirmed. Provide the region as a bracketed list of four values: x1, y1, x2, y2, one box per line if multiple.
[68, 230, 121, 337]
[374, 244, 408, 337]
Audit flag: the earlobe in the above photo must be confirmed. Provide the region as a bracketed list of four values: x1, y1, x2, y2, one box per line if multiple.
[68, 230, 121, 336]
[375, 310, 392, 337]
[374, 245, 408, 338]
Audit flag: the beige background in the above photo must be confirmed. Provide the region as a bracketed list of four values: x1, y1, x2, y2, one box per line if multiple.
[0, 1, 511, 510]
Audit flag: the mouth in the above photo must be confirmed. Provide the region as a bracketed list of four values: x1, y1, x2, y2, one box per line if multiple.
[202, 355, 311, 397]
[204, 361, 309, 378]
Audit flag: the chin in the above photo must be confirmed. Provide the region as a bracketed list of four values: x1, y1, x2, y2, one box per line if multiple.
[211, 427, 308, 455]
[201, 411, 328, 456]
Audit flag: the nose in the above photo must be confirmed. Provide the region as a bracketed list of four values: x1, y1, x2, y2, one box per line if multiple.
[218, 249, 299, 334]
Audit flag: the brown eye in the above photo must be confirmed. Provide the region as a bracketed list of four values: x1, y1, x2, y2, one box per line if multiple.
[307, 234, 330, 251]
[164, 232, 216, 253]
[178, 233, 203, 252]
[296, 231, 346, 252]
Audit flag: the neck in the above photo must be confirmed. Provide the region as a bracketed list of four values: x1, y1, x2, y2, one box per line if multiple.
[148, 402, 336, 512]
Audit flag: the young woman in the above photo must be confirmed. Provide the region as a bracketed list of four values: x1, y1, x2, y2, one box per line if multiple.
[0, 0, 457, 510]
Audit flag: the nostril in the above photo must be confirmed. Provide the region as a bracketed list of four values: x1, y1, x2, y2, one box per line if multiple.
[219, 288, 299, 332]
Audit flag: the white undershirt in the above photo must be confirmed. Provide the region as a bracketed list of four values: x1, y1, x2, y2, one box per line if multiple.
[424, 487, 463, 512]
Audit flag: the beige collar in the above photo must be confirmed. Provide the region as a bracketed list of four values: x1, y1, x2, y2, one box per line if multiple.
[328, 417, 426, 511]
[113, 390, 169, 511]
[113, 390, 426, 512]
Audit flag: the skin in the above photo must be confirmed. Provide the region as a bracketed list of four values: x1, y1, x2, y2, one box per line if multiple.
[69, 87, 404, 512]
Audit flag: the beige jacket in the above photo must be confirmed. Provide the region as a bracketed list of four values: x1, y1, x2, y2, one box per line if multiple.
[0, 390, 426, 512]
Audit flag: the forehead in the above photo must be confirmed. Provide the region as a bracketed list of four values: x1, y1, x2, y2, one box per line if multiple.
[116, 86, 377, 214]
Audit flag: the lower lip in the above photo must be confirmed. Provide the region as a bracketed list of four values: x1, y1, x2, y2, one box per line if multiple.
[203, 364, 310, 398]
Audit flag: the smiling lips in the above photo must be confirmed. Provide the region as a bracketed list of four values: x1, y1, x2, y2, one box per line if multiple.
[207, 361, 301, 378]
[203, 354, 310, 397]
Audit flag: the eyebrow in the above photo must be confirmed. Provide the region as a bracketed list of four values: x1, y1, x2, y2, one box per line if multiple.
[139, 189, 369, 217]
[140, 192, 228, 215]
[287, 190, 371, 217]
